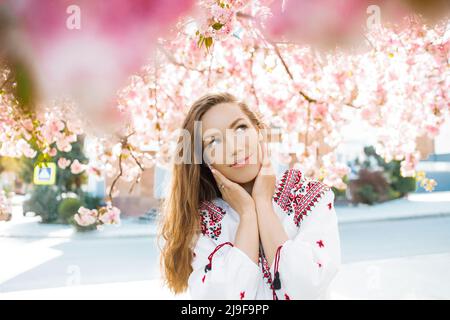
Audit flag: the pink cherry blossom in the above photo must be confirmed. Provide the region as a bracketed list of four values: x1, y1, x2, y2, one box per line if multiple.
[48, 148, 57, 157]
[99, 206, 121, 225]
[1, 2, 448, 198]
[3, 0, 196, 119]
[56, 136, 73, 153]
[70, 159, 86, 174]
[74, 207, 98, 227]
[57, 157, 71, 169]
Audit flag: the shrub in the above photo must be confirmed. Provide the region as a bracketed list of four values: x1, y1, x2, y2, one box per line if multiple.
[362, 146, 417, 197]
[80, 192, 104, 210]
[58, 197, 82, 223]
[68, 215, 98, 232]
[23, 185, 59, 223]
[348, 146, 417, 204]
[349, 169, 390, 205]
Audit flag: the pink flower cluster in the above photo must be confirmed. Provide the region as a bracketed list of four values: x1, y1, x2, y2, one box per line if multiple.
[2, 3, 448, 196]
[74, 204, 121, 230]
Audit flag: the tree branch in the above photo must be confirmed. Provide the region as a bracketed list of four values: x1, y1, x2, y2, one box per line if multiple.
[156, 43, 207, 74]
[108, 153, 123, 202]
[207, 42, 216, 88]
[271, 42, 317, 103]
[249, 48, 261, 108]
[0, 71, 13, 91]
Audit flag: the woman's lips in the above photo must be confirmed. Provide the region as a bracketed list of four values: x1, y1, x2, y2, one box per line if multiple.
[230, 154, 252, 168]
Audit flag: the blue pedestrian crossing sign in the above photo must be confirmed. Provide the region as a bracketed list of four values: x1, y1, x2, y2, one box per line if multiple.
[33, 162, 57, 185]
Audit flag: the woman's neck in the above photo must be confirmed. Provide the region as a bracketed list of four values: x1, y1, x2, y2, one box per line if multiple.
[241, 179, 255, 195]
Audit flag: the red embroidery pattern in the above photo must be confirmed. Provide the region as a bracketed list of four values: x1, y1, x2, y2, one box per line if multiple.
[285, 293, 291, 300]
[259, 247, 273, 288]
[199, 200, 226, 240]
[316, 240, 325, 248]
[240, 291, 245, 300]
[202, 242, 234, 286]
[259, 246, 285, 301]
[273, 169, 331, 227]
[328, 202, 333, 210]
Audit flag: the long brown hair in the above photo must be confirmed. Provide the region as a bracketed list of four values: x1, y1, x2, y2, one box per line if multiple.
[158, 92, 267, 294]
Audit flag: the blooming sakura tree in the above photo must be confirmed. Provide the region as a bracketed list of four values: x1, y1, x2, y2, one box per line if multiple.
[1, 1, 449, 227]
[354, 17, 449, 191]
[0, 189, 12, 221]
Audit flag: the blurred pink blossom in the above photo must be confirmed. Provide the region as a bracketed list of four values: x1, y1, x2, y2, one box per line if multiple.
[70, 159, 86, 174]
[57, 157, 71, 169]
[74, 207, 98, 226]
[99, 206, 121, 225]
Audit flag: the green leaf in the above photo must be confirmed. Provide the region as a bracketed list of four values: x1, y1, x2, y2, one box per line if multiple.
[197, 35, 204, 48]
[212, 22, 223, 30]
[205, 37, 213, 50]
[13, 60, 35, 114]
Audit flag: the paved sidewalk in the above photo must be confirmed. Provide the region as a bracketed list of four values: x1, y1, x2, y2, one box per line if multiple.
[337, 191, 450, 224]
[0, 278, 189, 300]
[1, 191, 449, 239]
[1, 252, 448, 299]
[0, 216, 158, 239]
[328, 252, 450, 299]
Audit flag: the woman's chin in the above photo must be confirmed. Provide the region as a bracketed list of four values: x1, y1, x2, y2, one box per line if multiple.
[227, 163, 260, 183]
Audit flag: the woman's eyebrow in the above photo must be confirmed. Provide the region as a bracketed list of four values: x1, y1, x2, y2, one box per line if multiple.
[228, 117, 245, 129]
[203, 117, 245, 142]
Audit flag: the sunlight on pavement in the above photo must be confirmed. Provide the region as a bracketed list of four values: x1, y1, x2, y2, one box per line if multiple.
[0, 238, 69, 285]
[329, 253, 450, 299]
[3, 252, 449, 299]
[407, 191, 450, 202]
[0, 278, 190, 300]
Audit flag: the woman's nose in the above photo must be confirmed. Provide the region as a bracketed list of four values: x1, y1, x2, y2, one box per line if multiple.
[230, 142, 248, 161]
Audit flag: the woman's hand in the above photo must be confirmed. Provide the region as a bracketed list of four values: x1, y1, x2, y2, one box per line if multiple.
[251, 140, 276, 204]
[210, 166, 256, 217]
[252, 141, 288, 267]
[209, 165, 259, 265]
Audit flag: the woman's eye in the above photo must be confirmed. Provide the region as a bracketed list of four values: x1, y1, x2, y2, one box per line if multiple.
[236, 124, 248, 132]
[207, 138, 220, 148]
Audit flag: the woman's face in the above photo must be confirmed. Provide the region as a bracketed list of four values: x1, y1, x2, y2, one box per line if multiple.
[201, 102, 262, 184]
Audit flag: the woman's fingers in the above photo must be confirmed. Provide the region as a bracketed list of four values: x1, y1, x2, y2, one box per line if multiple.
[262, 142, 269, 166]
[259, 141, 268, 165]
[211, 167, 231, 188]
[259, 141, 274, 175]
[210, 167, 219, 184]
[257, 141, 262, 166]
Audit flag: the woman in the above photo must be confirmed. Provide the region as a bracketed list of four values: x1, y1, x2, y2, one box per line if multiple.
[159, 92, 341, 300]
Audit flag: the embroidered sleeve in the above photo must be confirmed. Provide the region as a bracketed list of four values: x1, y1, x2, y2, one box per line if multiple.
[188, 201, 261, 300]
[271, 170, 342, 300]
